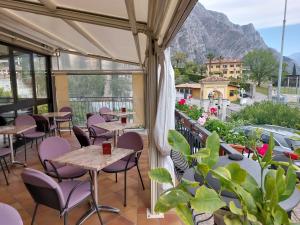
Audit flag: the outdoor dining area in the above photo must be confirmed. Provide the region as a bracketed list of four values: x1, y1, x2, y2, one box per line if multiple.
[0, 106, 156, 225]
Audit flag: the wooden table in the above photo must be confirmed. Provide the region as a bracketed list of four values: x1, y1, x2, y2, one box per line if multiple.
[52, 145, 134, 224]
[42, 112, 70, 136]
[93, 121, 139, 146]
[0, 125, 36, 166]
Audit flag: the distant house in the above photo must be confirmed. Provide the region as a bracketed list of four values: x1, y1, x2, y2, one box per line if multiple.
[175, 76, 239, 102]
[205, 59, 243, 79]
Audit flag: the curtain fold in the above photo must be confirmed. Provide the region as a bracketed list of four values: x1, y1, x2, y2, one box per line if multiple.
[153, 48, 176, 189]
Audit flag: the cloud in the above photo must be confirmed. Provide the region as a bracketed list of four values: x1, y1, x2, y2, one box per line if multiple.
[200, 0, 300, 28]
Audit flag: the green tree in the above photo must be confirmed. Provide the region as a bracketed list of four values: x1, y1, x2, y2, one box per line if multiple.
[199, 65, 207, 76]
[184, 61, 199, 74]
[243, 49, 278, 87]
[172, 51, 187, 68]
[218, 55, 224, 75]
[206, 52, 215, 75]
[292, 63, 297, 76]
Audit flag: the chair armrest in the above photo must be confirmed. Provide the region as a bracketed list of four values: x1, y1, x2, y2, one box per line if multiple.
[43, 159, 62, 182]
[88, 127, 97, 139]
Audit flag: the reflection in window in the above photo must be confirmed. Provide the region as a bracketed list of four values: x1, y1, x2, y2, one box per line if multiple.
[37, 104, 48, 114]
[0, 44, 13, 105]
[14, 51, 33, 98]
[34, 54, 47, 98]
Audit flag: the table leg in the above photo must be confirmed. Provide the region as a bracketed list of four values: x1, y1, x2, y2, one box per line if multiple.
[76, 170, 119, 225]
[114, 131, 117, 146]
[53, 117, 58, 136]
[9, 134, 26, 167]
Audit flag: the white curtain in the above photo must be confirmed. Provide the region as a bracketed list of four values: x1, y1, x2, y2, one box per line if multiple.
[153, 48, 176, 190]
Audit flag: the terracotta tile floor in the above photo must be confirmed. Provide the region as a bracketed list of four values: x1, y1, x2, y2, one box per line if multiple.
[0, 131, 183, 225]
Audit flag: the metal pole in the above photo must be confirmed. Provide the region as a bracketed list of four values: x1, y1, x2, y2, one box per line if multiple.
[277, 0, 288, 101]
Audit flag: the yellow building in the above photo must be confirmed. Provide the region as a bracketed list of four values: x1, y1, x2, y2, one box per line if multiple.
[206, 59, 243, 79]
[176, 76, 239, 102]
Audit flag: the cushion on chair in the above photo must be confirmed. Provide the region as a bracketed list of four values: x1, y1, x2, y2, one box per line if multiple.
[102, 160, 136, 173]
[48, 165, 87, 179]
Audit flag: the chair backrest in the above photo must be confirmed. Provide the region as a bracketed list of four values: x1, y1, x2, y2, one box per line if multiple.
[32, 114, 49, 132]
[15, 115, 36, 126]
[59, 106, 72, 113]
[86, 112, 95, 121]
[99, 107, 113, 122]
[87, 114, 106, 135]
[39, 136, 71, 170]
[0, 203, 23, 225]
[21, 168, 64, 210]
[73, 126, 90, 147]
[117, 132, 143, 162]
[0, 116, 7, 126]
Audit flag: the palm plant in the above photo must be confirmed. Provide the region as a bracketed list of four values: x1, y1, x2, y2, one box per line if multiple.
[206, 53, 215, 75]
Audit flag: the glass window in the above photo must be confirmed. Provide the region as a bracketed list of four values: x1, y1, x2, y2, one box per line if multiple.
[0, 44, 13, 105]
[14, 51, 33, 99]
[37, 104, 48, 114]
[34, 54, 47, 98]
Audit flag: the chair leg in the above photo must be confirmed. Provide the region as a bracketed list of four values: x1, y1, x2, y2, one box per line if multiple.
[0, 159, 9, 185]
[136, 164, 145, 190]
[64, 212, 68, 225]
[31, 140, 33, 148]
[124, 170, 127, 207]
[3, 157, 10, 173]
[31, 203, 39, 225]
[90, 194, 103, 225]
[35, 138, 38, 149]
[23, 138, 27, 162]
[69, 120, 71, 135]
[115, 173, 118, 183]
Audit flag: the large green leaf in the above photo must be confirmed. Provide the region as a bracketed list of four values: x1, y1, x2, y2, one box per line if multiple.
[196, 163, 210, 178]
[190, 185, 226, 213]
[229, 201, 243, 216]
[262, 133, 274, 167]
[168, 130, 191, 156]
[264, 170, 278, 207]
[155, 189, 192, 213]
[177, 178, 199, 192]
[224, 214, 243, 225]
[190, 148, 210, 162]
[201, 131, 220, 168]
[280, 165, 297, 201]
[148, 168, 173, 186]
[240, 173, 261, 202]
[226, 163, 247, 184]
[175, 204, 194, 225]
[275, 167, 286, 197]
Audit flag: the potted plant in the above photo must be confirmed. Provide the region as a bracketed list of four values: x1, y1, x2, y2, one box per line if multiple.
[149, 130, 300, 225]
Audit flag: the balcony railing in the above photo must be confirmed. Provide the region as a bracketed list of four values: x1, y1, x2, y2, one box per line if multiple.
[69, 96, 133, 126]
[175, 109, 239, 155]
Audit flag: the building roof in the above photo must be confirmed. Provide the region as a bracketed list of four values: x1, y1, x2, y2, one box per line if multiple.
[200, 76, 229, 83]
[175, 83, 201, 89]
[206, 59, 242, 64]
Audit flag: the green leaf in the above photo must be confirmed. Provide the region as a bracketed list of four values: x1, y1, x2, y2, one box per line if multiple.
[226, 163, 247, 184]
[262, 133, 274, 167]
[211, 166, 231, 181]
[240, 173, 261, 202]
[224, 214, 243, 225]
[201, 131, 220, 168]
[264, 170, 278, 207]
[148, 168, 173, 186]
[177, 178, 199, 192]
[154, 189, 192, 213]
[229, 201, 243, 216]
[175, 204, 194, 225]
[190, 148, 210, 162]
[196, 163, 210, 178]
[168, 130, 191, 156]
[275, 167, 286, 197]
[190, 185, 226, 213]
[272, 205, 289, 225]
[280, 165, 297, 201]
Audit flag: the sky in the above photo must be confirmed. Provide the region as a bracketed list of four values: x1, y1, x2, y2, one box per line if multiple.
[200, 0, 300, 56]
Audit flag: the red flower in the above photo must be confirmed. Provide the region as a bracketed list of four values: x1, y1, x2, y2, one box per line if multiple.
[178, 99, 186, 105]
[210, 107, 217, 114]
[284, 152, 299, 160]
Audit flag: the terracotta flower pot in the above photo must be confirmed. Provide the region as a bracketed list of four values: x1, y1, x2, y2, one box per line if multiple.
[228, 144, 245, 154]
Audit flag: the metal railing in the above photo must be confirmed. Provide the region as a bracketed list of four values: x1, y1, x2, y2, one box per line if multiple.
[175, 109, 239, 155]
[69, 96, 133, 126]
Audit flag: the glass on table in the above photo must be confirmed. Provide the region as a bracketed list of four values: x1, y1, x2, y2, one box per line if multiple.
[102, 141, 112, 155]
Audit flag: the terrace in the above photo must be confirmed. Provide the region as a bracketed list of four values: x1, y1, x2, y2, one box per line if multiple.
[0, 1, 300, 225]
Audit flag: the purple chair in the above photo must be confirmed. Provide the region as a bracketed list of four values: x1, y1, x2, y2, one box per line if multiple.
[15, 115, 45, 162]
[99, 107, 117, 122]
[0, 203, 23, 225]
[102, 132, 145, 206]
[38, 136, 87, 182]
[32, 114, 56, 136]
[21, 168, 103, 225]
[0, 147, 10, 185]
[56, 106, 73, 135]
[87, 115, 113, 144]
[72, 126, 91, 147]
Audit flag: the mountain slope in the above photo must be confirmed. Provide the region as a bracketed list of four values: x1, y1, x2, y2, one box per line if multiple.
[290, 53, 300, 65]
[171, 3, 299, 73]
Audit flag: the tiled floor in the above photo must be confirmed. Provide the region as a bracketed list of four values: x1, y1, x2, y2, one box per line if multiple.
[0, 131, 183, 225]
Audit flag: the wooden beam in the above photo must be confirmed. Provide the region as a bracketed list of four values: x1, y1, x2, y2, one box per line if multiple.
[125, 0, 143, 67]
[0, 0, 147, 32]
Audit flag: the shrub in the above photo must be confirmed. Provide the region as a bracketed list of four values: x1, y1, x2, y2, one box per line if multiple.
[230, 101, 300, 129]
[175, 99, 204, 121]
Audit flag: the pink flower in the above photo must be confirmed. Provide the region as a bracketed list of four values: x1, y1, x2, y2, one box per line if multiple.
[210, 107, 217, 114]
[197, 116, 206, 126]
[178, 99, 186, 105]
[202, 113, 208, 119]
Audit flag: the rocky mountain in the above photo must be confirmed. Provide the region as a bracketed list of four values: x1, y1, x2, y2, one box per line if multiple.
[171, 2, 299, 73]
[290, 53, 300, 65]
